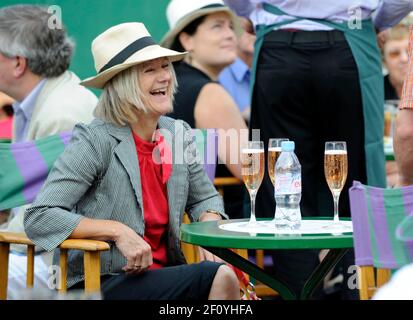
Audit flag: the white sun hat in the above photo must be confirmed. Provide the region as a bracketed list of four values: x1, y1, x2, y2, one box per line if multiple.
[160, 0, 242, 49]
[81, 22, 186, 89]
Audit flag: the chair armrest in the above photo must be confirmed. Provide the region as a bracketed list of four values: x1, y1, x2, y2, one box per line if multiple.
[0, 232, 109, 298]
[0, 232, 34, 246]
[59, 239, 110, 251]
[0, 232, 109, 251]
[58, 239, 110, 293]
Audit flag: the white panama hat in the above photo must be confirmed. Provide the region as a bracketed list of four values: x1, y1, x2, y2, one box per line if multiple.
[81, 22, 186, 89]
[160, 0, 242, 49]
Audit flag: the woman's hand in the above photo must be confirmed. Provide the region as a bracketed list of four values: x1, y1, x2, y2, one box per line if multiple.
[68, 218, 152, 273]
[114, 224, 153, 274]
[197, 246, 224, 263]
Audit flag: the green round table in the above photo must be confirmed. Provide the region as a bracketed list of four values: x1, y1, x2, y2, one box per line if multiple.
[180, 218, 353, 300]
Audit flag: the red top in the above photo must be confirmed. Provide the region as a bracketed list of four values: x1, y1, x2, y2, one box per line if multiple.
[0, 116, 13, 139]
[133, 131, 171, 269]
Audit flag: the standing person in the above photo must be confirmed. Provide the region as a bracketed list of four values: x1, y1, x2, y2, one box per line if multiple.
[225, 0, 413, 299]
[219, 16, 256, 122]
[394, 25, 413, 186]
[0, 5, 97, 298]
[161, 0, 249, 219]
[24, 22, 240, 300]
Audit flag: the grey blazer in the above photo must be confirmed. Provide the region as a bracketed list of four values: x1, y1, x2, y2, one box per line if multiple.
[24, 117, 225, 288]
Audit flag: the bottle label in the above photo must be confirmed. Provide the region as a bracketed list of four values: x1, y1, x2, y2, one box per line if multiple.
[274, 172, 302, 195]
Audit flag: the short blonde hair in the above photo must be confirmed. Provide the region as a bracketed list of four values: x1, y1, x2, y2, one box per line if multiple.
[387, 24, 411, 42]
[94, 59, 177, 126]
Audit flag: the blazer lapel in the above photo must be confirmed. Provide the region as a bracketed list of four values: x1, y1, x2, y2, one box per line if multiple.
[107, 124, 144, 210]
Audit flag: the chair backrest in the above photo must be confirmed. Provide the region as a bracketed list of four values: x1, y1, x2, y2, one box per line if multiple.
[0, 129, 218, 211]
[349, 181, 413, 299]
[0, 132, 72, 211]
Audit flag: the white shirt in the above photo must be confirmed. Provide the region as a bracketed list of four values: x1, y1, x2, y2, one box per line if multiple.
[12, 79, 46, 142]
[224, 0, 413, 31]
[373, 264, 413, 300]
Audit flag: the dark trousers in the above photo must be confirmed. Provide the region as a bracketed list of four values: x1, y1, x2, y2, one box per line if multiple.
[69, 261, 223, 300]
[251, 30, 368, 299]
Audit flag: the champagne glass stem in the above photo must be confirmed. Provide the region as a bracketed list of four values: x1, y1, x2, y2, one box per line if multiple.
[249, 190, 257, 224]
[333, 192, 340, 224]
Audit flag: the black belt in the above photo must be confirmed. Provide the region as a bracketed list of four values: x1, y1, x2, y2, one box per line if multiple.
[264, 29, 346, 44]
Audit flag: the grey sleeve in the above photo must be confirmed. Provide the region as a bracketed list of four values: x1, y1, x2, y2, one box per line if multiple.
[24, 123, 104, 251]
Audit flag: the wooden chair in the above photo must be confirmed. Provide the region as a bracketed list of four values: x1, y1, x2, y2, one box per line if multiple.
[0, 134, 109, 299]
[349, 181, 413, 299]
[357, 266, 391, 300]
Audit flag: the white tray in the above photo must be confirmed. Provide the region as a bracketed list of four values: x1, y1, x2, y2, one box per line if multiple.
[219, 220, 353, 235]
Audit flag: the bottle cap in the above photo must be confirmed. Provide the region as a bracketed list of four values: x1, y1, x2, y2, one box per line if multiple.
[281, 141, 295, 151]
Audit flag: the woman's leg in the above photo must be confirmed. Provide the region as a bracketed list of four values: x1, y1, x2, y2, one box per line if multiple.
[207, 264, 240, 300]
[91, 261, 234, 300]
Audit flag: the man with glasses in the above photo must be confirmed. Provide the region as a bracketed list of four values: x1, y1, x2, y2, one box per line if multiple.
[381, 21, 412, 187]
[0, 5, 97, 298]
[382, 23, 411, 100]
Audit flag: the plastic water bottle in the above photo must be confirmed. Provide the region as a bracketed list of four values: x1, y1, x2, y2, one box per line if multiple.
[274, 141, 302, 230]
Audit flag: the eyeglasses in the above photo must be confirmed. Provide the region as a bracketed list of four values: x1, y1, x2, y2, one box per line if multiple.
[387, 48, 409, 59]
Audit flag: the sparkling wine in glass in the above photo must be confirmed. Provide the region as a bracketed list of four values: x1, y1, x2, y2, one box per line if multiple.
[241, 141, 264, 228]
[324, 141, 349, 229]
[268, 138, 289, 186]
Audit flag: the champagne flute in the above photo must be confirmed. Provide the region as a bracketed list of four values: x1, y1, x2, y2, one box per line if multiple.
[268, 138, 288, 225]
[241, 141, 264, 228]
[324, 141, 349, 229]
